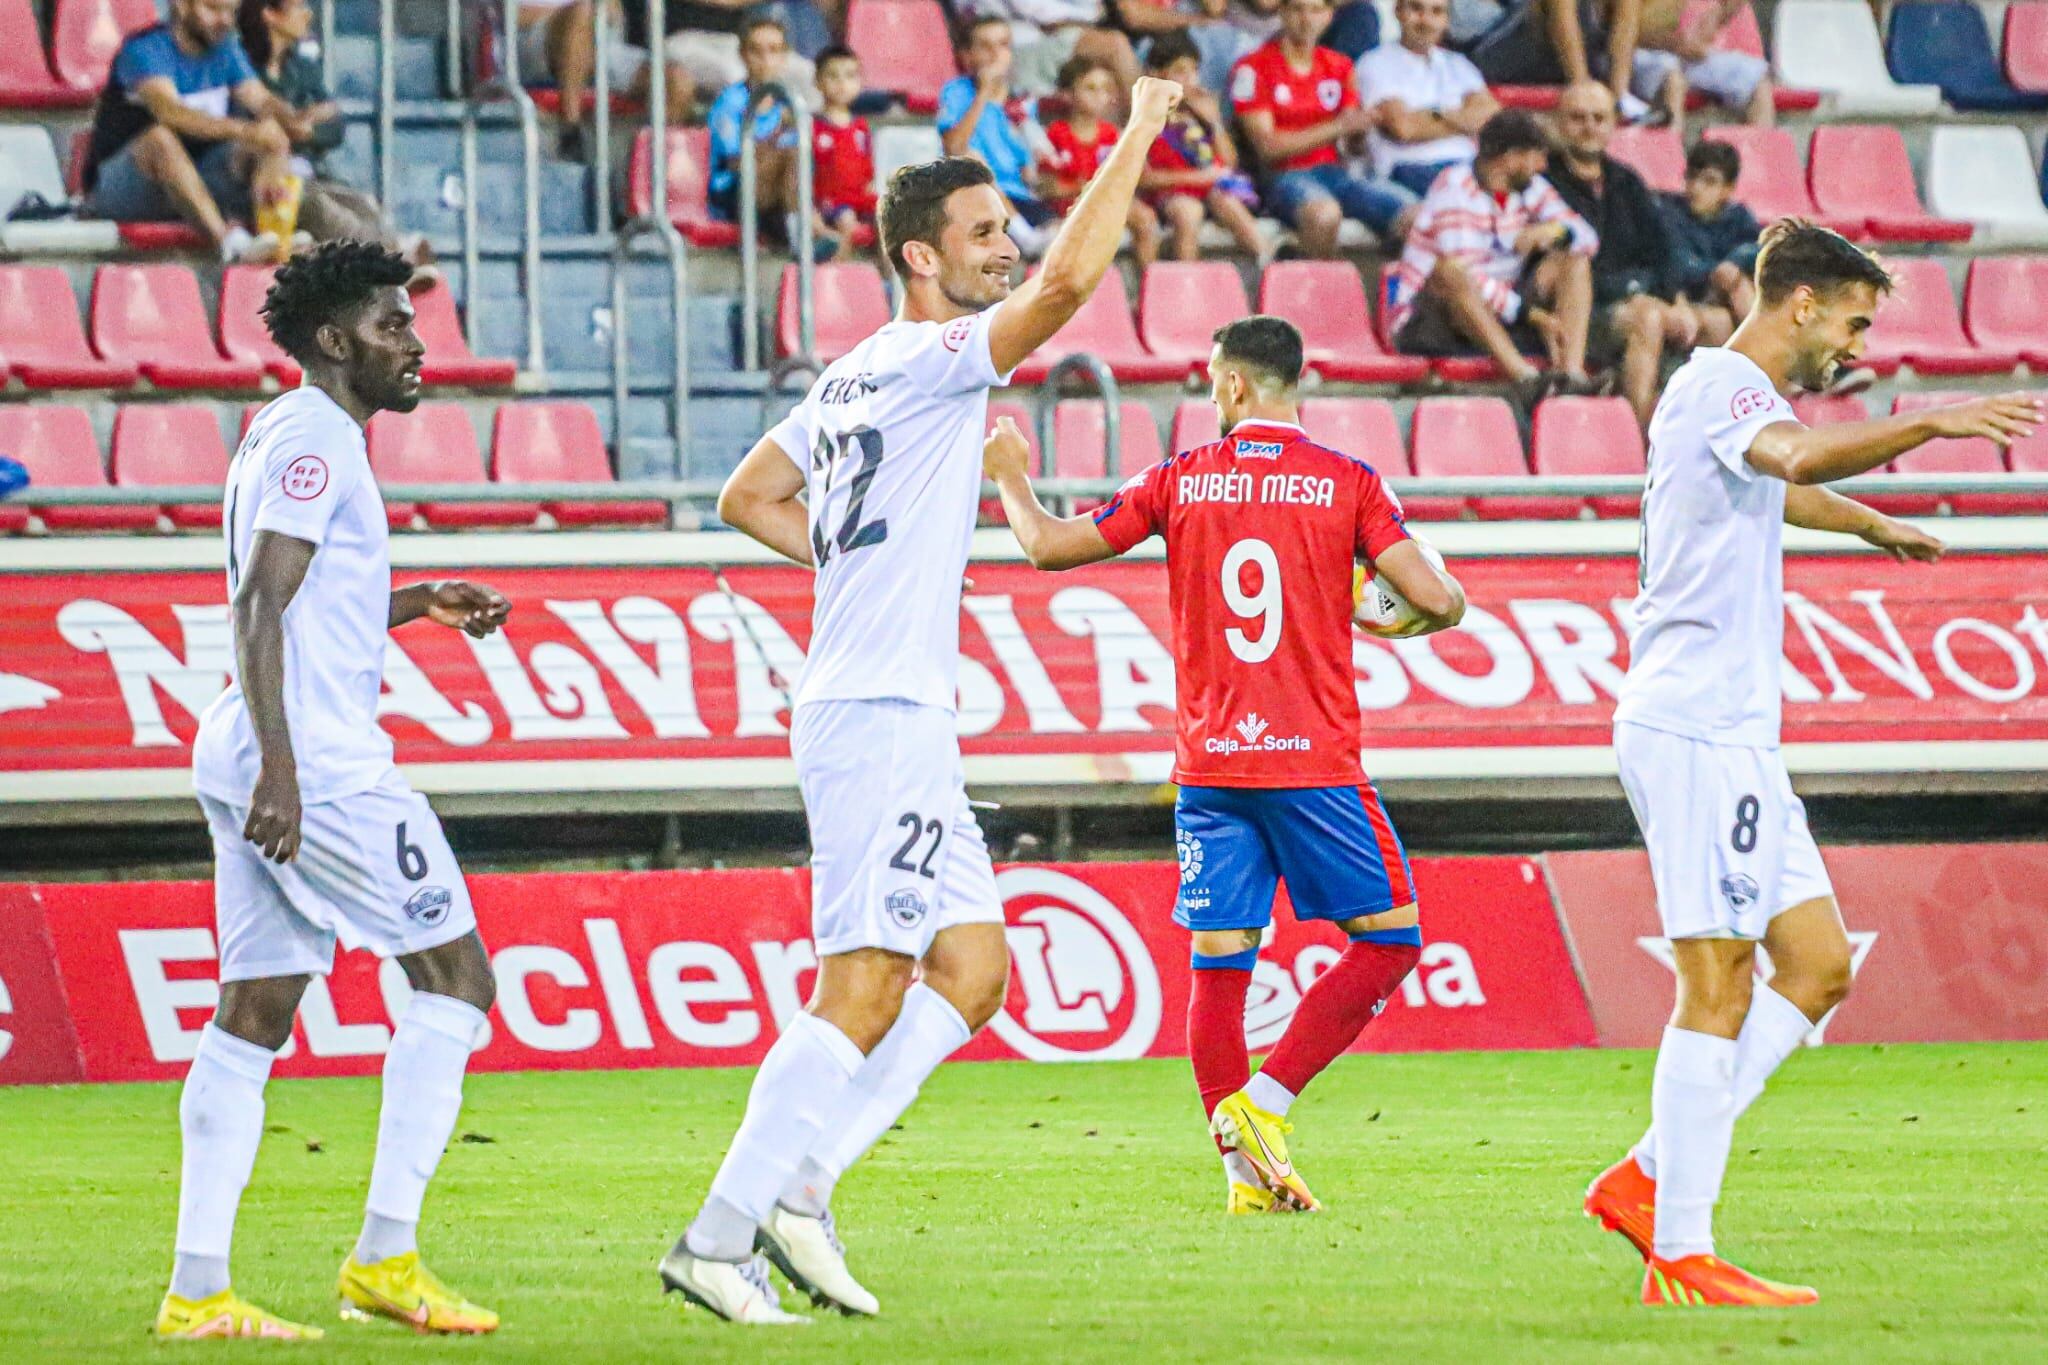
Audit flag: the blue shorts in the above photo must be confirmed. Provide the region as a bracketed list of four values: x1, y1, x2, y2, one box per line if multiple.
[1264, 164, 1416, 239]
[1173, 783, 1417, 932]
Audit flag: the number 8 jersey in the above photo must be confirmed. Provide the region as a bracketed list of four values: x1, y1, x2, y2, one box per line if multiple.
[765, 306, 1016, 712]
[1093, 418, 1411, 787]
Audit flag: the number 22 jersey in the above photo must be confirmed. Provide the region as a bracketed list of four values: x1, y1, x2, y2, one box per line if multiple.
[766, 305, 1016, 713]
[1093, 418, 1412, 788]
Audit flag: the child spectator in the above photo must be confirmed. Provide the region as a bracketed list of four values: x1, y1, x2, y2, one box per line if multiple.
[811, 46, 877, 253]
[1655, 139, 1759, 346]
[1140, 32, 1266, 261]
[1040, 55, 1161, 264]
[938, 16, 1055, 256]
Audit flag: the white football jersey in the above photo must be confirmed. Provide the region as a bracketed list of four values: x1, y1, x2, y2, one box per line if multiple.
[766, 305, 1015, 712]
[1615, 346, 1804, 749]
[194, 386, 398, 805]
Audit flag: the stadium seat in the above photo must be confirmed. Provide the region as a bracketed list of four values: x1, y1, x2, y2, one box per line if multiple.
[1883, 392, 2029, 515]
[1258, 261, 1429, 383]
[2003, 410, 2048, 506]
[409, 283, 517, 387]
[872, 124, 942, 187]
[1375, 262, 1539, 382]
[217, 265, 301, 385]
[1887, 0, 2047, 112]
[1052, 400, 1162, 480]
[90, 265, 265, 390]
[0, 0, 84, 107]
[1807, 126, 1972, 244]
[1925, 126, 2048, 244]
[1691, 0, 1820, 110]
[0, 404, 156, 531]
[1138, 262, 1250, 373]
[1299, 398, 1409, 476]
[368, 403, 540, 529]
[1606, 125, 1684, 194]
[846, 0, 953, 113]
[1788, 392, 1869, 428]
[1863, 257, 2018, 376]
[2005, 2, 2048, 93]
[1170, 400, 1221, 453]
[1528, 396, 1644, 518]
[1012, 270, 1184, 384]
[627, 127, 742, 248]
[49, 0, 156, 94]
[491, 402, 667, 527]
[1700, 128, 1858, 238]
[777, 261, 890, 362]
[110, 404, 230, 529]
[0, 126, 117, 252]
[1410, 397, 1569, 520]
[1772, 1, 1944, 114]
[0, 265, 138, 388]
[1962, 256, 2048, 367]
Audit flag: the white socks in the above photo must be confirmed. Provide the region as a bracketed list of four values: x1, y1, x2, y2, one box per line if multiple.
[1245, 1071, 1296, 1119]
[687, 1011, 866, 1261]
[1649, 1025, 1738, 1260]
[781, 984, 973, 1216]
[1636, 984, 1812, 1181]
[357, 992, 486, 1265]
[171, 1024, 276, 1300]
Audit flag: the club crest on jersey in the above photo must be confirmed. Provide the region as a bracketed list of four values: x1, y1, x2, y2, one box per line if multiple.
[280, 455, 328, 501]
[1720, 873, 1761, 910]
[1317, 78, 1342, 110]
[941, 317, 974, 352]
[886, 888, 928, 928]
[1237, 440, 1283, 460]
[1729, 387, 1775, 421]
[404, 886, 452, 927]
[1176, 829, 1204, 885]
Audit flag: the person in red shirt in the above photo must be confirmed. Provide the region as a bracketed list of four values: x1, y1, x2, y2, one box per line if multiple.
[982, 315, 1466, 1215]
[1231, 0, 1417, 256]
[810, 47, 877, 255]
[1040, 56, 1161, 266]
[1141, 31, 1268, 262]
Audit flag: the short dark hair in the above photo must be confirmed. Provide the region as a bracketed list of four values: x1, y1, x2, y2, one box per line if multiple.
[1754, 218, 1893, 306]
[959, 13, 1009, 47]
[816, 44, 858, 72]
[879, 156, 998, 280]
[1685, 140, 1741, 184]
[261, 239, 413, 363]
[1211, 315, 1303, 389]
[1476, 108, 1550, 162]
[739, 9, 786, 45]
[1055, 53, 1110, 92]
[1145, 30, 1200, 71]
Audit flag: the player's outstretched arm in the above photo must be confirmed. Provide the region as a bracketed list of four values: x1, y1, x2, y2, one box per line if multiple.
[718, 434, 817, 567]
[1783, 482, 1945, 562]
[234, 530, 316, 863]
[390, 581, 513, 634]
[1362, 539, 1465, 637]
[984, 417, 1118, 570]
[985, 77, 1182, 376]
[1747, 391, 2042, 485]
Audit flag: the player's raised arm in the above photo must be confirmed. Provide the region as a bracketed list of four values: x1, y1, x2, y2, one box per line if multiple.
[983, 417, 1119, 569]
[1782, 482, 1945, 562]
[233, 529, 316, 862]
[1746, 392, 2041, 486]
[985, 77, 1182, 376]
[718, 433, 817, 567]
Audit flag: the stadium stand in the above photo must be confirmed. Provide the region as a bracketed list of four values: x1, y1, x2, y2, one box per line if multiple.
[1773, 0, 1944, 114]
[0, 0, 83, 108]
[1409, 397, 1567, 521]
[1053, 400, 1163, 481]
[873, 125, 943, 186]
[90, 265, 267, 391]
[1138, 262, 1249, 374]
[49, 0, 156, 95]
[1170, 399, 1221, 453]
[491, 403, 668, 528]
[0, 403, 155, 531]
[846, 0, 951, 113]
[1700, 127, 1859, 238]
[109, 403, 230, 529]
[1861, 257, 2019, 377]
[1885, 391, 2030, 516]
[628, 128, 742, 247]
[1963, 256, 2048, 365]
[1886, 0, 2048, 113]
[1788, 392, 1868, 428]
[1528, 396, 1646, 518]
[0, 265, 140, 388]
[1605, 125, 1684, 194]
[2006, 1, 2048, 92]
[1299, 398, 1407, 476]
[217, 266, 301, 385]
[1926, 125, 2048, 243]
[1012, 271, 1183, 384]
[778, 262, 891, 363]
[368, 404, 541, 530]
[1258, 262, 1429, 384]
[409, 284, 518, 388]
[1806, 126, 1973, 244]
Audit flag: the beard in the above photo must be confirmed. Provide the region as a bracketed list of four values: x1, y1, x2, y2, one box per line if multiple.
[940, 262, 1013, 312]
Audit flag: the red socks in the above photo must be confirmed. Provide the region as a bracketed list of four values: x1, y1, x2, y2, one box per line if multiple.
[1260, 940, 1421, 1098]
[1187, 963, 1253, 1137]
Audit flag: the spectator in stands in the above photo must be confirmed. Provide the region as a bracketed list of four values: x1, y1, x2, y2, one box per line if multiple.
[1041, 55, 1163, 264]
[623, 1, 819, 111]
[1112, 0, 1259, 98]
[1388, 108, 1598, 401]
[515, 2, 694, 158]
[1231, 0, 1415, 256]
[961, 0, 1139, 98]
[810, 46, 876, 256]
[1656, 139, 1758, 347]
[1450, 0, 1649, 121]
[1546, 79, 1692, 425]
[938, 17, 1055, 256]
[706, 13, 829, 255]
[82, 0, 304, 263]
[1631, 0, 1773, 140]
[1141, 32, 1267, 260]
[1355, 0, 1498, 196]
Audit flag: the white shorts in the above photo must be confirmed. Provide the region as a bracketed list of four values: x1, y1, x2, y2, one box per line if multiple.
[1631, 48, 1770, 109]
[200, 771, 478, 982]
[791, 699, 1003, 959]
[1615, 722, 1834, 941]
[517, 13, 648, 91]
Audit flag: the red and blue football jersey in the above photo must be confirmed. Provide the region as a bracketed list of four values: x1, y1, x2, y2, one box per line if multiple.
[1093, 417, 1410, 789]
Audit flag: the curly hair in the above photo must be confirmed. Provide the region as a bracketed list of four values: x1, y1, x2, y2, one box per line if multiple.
[261, 240, 413, 364]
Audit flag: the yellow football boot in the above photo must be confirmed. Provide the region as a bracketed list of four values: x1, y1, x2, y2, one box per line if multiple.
[1210, 1090, 1322, 1212]
[1226, 1181, 1278, 1214]
[155, 1289, 324, 1340]
[337, 1251, 498, 1335]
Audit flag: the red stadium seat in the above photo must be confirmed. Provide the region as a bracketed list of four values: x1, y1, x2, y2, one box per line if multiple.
[1808, 126, 1972, 244]
[1258, 261, 1429, 383]
[1706, 1, 1821, 108]
[1788, 392, 1869, 427]
[1410, 396, 1568, 520]
[1529, 395, 1644, 517]
[1137, 261, 1249, 373]
[1170, 400, 1220, 453]
[1864, 257, 2018, 377]
[1962, 255, 2048, 367]
[0, 0, 85, 108]
[2006, 2, 2048, 92]
[986, 400, 1041, 467]
[628, 128, 741, 248]
[218, 265, 301, 385]
[1607, 125, 1684, 194]
[0, 404, 157, 531]
[492, 402, 666, 527]
[1300, 397, 1408, 473]
[408, 282, 516, 387]
[1701, 127, 1859, 238]
[368, 404, 539, 529]
[0, 266, 138, 388]
[846, 0, 953, 113]
[1882, 392, 2025, 515]
[1012, 270, 1184, 384]
[777, 261, 890, 362]
[1052, 400, 1161, 481]
[90, 265, 264, 390]
[50, 0, 155, 94]
[2003, 411, 2048, 509]
[110, 404, 230, 528]
[1491, 85, 1560, 109]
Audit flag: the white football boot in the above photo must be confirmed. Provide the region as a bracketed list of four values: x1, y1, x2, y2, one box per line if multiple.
[658, 1248, 809, 1325]
[758, 1206, 880, 1317]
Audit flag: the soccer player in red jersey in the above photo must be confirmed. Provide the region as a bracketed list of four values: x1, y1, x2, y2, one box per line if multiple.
[983, 315, 1466, 1212]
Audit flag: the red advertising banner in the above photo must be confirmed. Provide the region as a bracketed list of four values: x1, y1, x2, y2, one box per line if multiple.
[1546, 842, 2048, 1047]
[13, 855, 1591, 1084]
[0, 885, 83, 1084]
[3, 554, 2047, 802]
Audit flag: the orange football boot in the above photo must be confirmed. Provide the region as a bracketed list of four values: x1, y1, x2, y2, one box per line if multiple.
[1641, 1253, 1819, 1307]
[1583, 1151, 1656, 1258]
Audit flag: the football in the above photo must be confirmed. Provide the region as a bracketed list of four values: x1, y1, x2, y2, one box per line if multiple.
[1354, 535, 1447, 634]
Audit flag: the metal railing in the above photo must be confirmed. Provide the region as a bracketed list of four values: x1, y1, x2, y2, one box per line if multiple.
[738, 80, 816, 371]
[1038, 355, 1121, 512]
[590, 0, 613, 234]
[460, 3, 545, 372]
[610, 0, 691, 473]
[376, 0, 396, 203]
[318, 0, 336, 90]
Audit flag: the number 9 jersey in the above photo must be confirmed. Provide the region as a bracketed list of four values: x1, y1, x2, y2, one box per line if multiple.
[1093, 418, 1411, 788]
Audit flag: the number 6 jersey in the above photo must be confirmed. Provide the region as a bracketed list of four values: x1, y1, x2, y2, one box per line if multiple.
[766, 305, 1015, 713]
[1093, 418, 1411, 788]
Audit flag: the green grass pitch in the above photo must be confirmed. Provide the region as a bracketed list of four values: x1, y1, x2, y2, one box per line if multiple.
[2, 1043, 2043, 1362]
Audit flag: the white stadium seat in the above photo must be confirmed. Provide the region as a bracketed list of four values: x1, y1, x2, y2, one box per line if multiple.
[1926, 124, 2048, 245]
[872, 124, 943, 189]
[0, 126, 117, 253]
[1774, 1, 1945, 114]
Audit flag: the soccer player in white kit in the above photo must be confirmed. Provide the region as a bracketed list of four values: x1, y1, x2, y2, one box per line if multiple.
[157, 242, 511, 1340]
[660, 78, 1186, 1325]
[1582, 220, 2042, 1307]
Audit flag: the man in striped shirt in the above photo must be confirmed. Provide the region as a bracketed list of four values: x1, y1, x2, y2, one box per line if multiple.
[1387, 108, 1600, 403]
